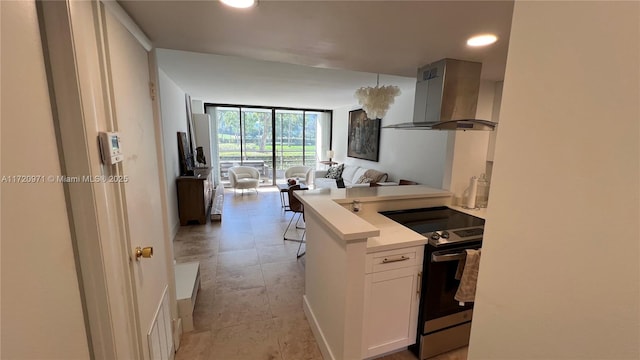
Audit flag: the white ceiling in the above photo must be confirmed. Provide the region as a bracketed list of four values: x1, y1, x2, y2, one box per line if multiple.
[120, 0, 514, 109]
[156, 48, 419, 109]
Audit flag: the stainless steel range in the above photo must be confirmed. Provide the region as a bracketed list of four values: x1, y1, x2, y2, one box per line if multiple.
[380, 206, 485, 359]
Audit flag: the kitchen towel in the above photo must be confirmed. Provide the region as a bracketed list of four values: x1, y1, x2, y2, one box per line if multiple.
[454, 249, 482, 304]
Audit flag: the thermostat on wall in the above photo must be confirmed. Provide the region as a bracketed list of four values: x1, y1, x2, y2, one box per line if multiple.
[99, 131, 123, 165]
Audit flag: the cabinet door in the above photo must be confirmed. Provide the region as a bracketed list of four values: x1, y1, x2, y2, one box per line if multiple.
[362, 265, 421, 358]
[177, 178, 206, 225]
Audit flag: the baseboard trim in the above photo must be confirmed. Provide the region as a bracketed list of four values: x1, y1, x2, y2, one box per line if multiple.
[303, 295, 336, 360]
[173, 317, 182, 352]
[171, 219, 179, 240]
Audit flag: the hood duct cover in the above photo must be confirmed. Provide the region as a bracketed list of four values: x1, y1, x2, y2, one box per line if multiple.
[384, 58, 496, 131]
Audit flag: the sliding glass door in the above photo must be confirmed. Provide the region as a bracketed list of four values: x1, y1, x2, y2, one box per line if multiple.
[275, 110, 303, 181]
[207, 104, 331, 186]
[241, 108, 273, 181]
[215, 107, 241, 184]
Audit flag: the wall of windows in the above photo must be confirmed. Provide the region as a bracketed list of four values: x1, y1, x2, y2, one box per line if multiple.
[205, 104, 332, 185]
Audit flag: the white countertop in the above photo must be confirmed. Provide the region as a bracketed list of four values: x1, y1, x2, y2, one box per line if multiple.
[295, 185, 452, 251]
[358, 211, 428, 252]
[297, 185, 451, 203]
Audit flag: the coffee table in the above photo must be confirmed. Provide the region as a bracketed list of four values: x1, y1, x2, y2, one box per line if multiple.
[277, 182, 308, 210]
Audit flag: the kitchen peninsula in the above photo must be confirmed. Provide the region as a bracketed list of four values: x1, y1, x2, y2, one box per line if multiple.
[295, 186, 453, 360]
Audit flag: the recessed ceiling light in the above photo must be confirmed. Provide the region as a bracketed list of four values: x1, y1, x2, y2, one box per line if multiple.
[220, 0, 256, 9]
[467, 34, 498, 47]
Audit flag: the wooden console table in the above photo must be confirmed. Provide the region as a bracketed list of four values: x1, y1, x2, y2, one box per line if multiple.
[176, 168, 213, 225]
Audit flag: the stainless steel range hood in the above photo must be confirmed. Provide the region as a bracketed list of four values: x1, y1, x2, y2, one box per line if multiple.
[384, 58, 496, 131]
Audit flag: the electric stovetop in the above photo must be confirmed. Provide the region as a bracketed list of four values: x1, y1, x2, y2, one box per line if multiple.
[380, 206, 485, 247]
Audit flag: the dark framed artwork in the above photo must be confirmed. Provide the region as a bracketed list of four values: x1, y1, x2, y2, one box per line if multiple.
[177, 131, 194, 176]
[185, 94, 196, 155]
[347, 109, 381, 162]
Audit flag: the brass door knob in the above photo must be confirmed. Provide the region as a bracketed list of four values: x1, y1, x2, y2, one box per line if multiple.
[135, 246, 153, 260]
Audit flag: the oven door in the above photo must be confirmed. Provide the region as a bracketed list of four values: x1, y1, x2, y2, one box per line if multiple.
[422, 243, 481, 322]
[416, 243, 481, 359]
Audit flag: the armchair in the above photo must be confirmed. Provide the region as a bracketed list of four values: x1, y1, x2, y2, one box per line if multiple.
[284, 166, 312, 185]
[228, 166, 260, 195]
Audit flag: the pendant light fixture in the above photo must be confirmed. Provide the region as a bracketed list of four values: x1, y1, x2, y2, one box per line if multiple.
[354, 74, 400, 119]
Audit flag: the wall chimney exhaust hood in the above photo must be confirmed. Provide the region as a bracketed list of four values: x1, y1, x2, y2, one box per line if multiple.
[384, 58, 496, 131]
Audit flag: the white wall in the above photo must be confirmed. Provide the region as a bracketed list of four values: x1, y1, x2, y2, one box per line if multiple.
[332, 79, 496, 191]
[191, 99, 204, 114]
[470, 2, 640, 359]
[158, 69, 189, 238]
[331, 85, 450, 188]
[443, 80, 494, 203]
[0, 1, 90, 358]
[486, 81, 503, 163]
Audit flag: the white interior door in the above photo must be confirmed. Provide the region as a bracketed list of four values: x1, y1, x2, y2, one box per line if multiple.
[103, 8, 172, 360]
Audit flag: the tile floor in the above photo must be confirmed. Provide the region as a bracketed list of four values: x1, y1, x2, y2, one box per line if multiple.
[173, 187, 467, 360]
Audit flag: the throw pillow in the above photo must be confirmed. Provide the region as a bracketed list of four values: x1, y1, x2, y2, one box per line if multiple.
[325, 164, 344, 179]
[363, 169, 388, 183]
[356, 175, 375, 184]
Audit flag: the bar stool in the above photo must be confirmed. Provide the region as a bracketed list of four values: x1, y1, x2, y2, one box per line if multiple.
[283, 185, 306, 258]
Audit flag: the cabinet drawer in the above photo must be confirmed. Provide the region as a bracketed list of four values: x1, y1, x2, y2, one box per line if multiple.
[365, 246, 424, 274]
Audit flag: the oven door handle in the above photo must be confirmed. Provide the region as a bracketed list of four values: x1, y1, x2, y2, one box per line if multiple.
[431, 252, 466, 262]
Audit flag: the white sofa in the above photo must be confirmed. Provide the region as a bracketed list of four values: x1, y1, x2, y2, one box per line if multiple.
[314, 164, 388, 189]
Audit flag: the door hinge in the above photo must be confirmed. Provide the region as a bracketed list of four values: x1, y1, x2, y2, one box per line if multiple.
[149, 82, 156, 101]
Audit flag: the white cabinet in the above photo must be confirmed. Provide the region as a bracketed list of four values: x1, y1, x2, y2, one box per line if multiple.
[362, 246, 423, 358]
[175, 261, 200, 332]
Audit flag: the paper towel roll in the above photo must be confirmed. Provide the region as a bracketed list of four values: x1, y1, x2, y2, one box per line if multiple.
[466, 176, 478, 209]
